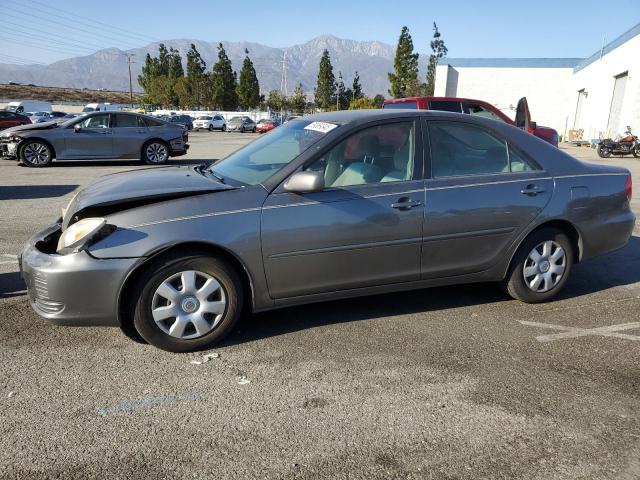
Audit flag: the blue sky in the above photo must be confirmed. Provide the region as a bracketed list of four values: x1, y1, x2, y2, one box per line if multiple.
[1, 0, 639, 64]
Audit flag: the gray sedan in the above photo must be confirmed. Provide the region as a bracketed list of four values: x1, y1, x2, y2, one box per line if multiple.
[0, 111, 189, 167]
[20, 110, 635, 352]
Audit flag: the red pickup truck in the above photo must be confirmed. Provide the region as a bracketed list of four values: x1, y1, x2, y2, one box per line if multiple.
[383, 96, 559, 147]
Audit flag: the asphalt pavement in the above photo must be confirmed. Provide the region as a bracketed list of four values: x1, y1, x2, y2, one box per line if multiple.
[1, 134, 639, 479]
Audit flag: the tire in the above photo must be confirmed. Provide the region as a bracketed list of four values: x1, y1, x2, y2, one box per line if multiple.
[503, 228, 573, 303]
[208, 124, 214, 132]
[597, 144, 612, 158]
[19, 140, 53, 167]
[141, 140, 169, 165]
[132, 254, 244, 352]
[221, 124, 226, 132]
[633, 146, 640, 158]
[240, 126, 245, 133]
[252, 127, 256, 133]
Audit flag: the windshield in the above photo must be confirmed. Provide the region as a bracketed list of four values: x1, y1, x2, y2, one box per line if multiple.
[229, 117, 243, 123]
[82, 107, 95, 112]
[7, 105, 17, 112]
[197, 116, 212, 120]
[210, 119, 339, 186]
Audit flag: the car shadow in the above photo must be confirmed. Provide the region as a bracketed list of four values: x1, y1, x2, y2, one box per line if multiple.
[0, 272, 26, 299]
[0, 184, 79, 200]
[223, 235, 640, 347]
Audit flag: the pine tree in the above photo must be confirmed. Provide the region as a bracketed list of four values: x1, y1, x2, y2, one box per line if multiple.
[336, 72, 348, 110]
[168, 47, 184, 78]
[157, 43, 170, 76]
[185, 43, 206, 108]
[352, 71, 364, 100]
[373, 94, 385, 108]
[210, 43, 238, 110]
[236, 49, 260, 110]
[314, 49, 336, 110]
[388, 26, 419, 98]
[426, 22, 448, 96]
[266, 89, 286, 112]
[290, 84, 306, 113]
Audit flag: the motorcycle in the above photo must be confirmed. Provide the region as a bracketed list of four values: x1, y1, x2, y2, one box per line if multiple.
[597, 126, 639, 158]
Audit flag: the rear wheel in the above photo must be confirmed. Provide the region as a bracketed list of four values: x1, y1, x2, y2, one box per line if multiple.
[221, 124, 226, 132]
[504, 228, 573, 303]
[132, 254, 243, 352]
[597, 144, 612, 158]
[142, 140, 169, 165]
[20, 140, 53, 167]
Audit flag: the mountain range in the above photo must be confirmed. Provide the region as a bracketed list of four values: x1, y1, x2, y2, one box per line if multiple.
[0, 35, 436, 97]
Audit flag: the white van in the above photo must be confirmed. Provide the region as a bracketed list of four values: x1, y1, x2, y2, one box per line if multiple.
[82, 103, 121, 113]
[6, 100, 52, 115]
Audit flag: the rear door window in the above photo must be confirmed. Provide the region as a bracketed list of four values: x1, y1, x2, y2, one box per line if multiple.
[113, 114, 138, 128]
[428, 101, 463, 113]
[463, 103, 505, 123]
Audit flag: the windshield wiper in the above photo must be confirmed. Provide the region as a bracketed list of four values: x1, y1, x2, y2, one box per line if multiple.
[208, 169, 225, 183]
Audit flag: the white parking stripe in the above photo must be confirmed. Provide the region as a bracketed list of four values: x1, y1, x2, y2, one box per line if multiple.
[518, 320, 640, 343]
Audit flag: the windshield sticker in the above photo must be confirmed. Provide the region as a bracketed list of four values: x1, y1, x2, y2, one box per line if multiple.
[304, 121, 338, 133]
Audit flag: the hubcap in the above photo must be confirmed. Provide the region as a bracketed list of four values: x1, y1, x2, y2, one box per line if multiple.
[146, 143, 168, 163]
[23, 142, 50, 165]
[523, 240, 566, 293]
[151, 270, 226, 339]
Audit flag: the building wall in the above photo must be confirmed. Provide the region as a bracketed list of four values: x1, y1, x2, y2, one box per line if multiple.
[435, 65, 574, 133]
[568, 34, 640, 139]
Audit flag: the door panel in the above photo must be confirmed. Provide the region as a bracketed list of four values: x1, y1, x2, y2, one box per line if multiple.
[63, 114, 113, 158]
[261, 118, 424, 299]
[422, 120, 552, 278]
[262, 181, 425, 298]
[111, 114, 148, 158]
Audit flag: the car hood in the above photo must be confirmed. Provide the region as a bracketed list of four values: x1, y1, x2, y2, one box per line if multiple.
[62, 165, 234, 228]
[1, 121, 58, 136]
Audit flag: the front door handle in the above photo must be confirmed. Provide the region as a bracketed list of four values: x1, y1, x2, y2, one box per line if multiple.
[391, 197, 422, 210]
[521, 184, 545, 196]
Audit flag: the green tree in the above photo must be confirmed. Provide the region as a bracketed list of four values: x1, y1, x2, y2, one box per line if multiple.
[289, 83, 306, 113]
[373, 94, 385, 108]
[314, 49, 336, 110]
[388, 26, 419, 98]
[352, 71, 364, 100]
[349, 97, 375, 110]
[426, 22, 448, 96]
[185, 43, 206, 108]
[211, 43, 238, 110]
[236, 49, 260, 109]
[266, 89, 287, 112]
[336, 72, 348, 110]
[157, 43, 170, 76]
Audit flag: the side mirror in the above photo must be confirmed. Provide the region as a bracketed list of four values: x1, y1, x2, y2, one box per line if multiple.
[74, 124, 82, 132]
[284, 170, 325, 193]
[530, 121, 537, 130]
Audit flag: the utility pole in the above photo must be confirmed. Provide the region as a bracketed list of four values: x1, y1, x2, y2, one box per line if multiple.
[125, 53, 135, 109]
[280, 51, 288, 96]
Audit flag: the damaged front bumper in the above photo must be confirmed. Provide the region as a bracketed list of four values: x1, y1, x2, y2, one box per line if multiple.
[20, 223, 140, 326]
[0, 140, 19, 158]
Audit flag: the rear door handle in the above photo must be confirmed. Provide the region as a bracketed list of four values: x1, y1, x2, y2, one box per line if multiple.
[391, 197, 422, 210]
[521, 184, 545, 196]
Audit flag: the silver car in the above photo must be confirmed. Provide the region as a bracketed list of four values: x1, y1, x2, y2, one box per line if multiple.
[0, 111, 189, 167]
[20, 110, 635, 352]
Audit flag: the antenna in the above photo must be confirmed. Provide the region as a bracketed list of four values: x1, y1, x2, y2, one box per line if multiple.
[280, 51, 288, 96]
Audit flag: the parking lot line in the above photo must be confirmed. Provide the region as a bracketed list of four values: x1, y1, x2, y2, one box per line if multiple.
[518, 319, 640, 342]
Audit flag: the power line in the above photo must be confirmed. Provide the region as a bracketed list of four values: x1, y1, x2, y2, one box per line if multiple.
[0, 53, 45, 65]
[0, 36, 99, 58]
[26, 0, 158, 44]
[1, 27, 97, 55]
[2, 8, 143, 51]
[2, 24, 113, 53]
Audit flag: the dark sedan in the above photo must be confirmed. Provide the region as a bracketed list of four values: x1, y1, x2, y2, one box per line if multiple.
[0, 111, 189, 167]
[19, 110, 634, 351]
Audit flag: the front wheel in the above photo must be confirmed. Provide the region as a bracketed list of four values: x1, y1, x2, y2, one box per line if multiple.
[208, 124, 214, 132]
[20, 140, 53, 167]
[633, 145, 640, 158]
[133, 254, 244, 352]
[503, 228, 573, 303]
[597, 144, 612, 158]
[142, 140, 169, 165]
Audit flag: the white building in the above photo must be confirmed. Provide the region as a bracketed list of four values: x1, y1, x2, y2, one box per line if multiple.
[434, 22, 640, 140]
